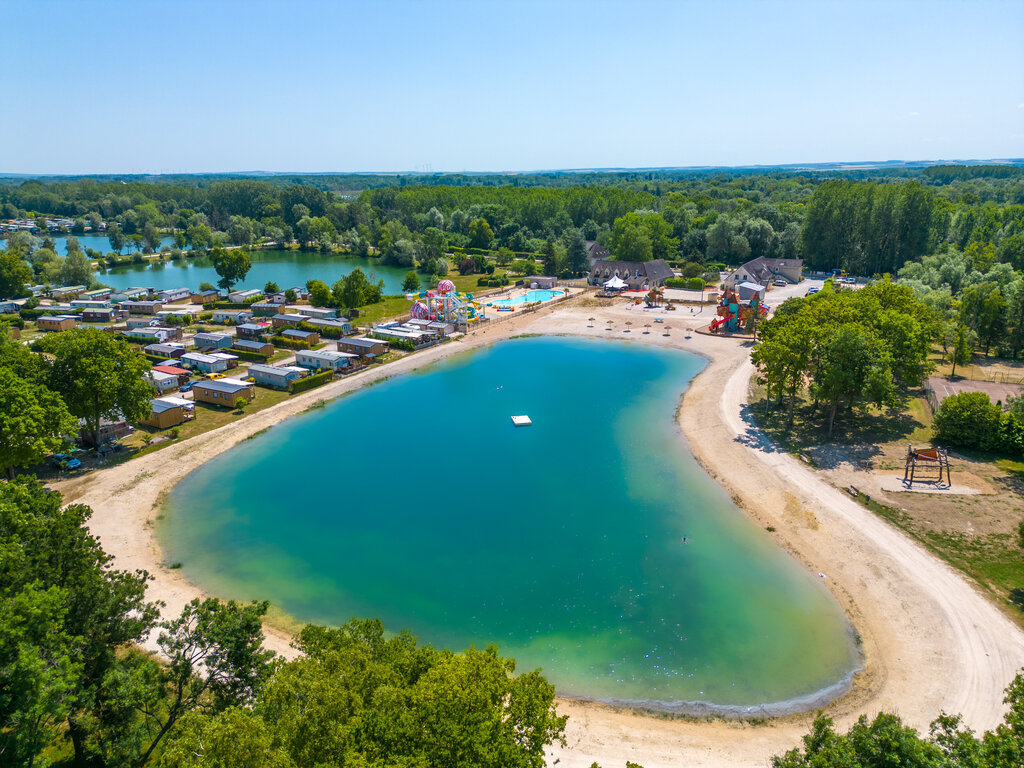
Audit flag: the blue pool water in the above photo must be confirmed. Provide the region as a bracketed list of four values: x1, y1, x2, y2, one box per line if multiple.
[487, 289, 565, 306]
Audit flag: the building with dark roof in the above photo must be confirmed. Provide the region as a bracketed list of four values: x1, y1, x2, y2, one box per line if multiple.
[724, 258, 803, 288]
[587, 258, 674, 289]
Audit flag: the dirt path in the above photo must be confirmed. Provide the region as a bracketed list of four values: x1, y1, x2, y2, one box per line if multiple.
[52, 300, 1024, 768]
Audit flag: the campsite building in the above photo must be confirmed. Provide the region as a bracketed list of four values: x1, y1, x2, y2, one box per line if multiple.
[191, 378, 256, 406]
[281, 328, 319, 346]
[233, 338, 274, 356]
[248, 364, 307, 389]
[180, 352, 230, 374]
[724, 258, 803, 289]
[295, 349, 357, 372]
[337, 337, 387, 359]
[37, 315, 79, 332]
[123, 300, 165, 315]
[587, 259, 674, 289]
[211, 309, 253, 324]
[193, 332, 234, 351]
[140, 396, 195, 429]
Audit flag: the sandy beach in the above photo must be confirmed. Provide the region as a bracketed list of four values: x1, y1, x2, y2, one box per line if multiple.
[52, 296, 1024, 768]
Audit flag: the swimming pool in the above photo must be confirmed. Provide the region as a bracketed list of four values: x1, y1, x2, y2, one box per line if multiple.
[487, 289, 565, 307]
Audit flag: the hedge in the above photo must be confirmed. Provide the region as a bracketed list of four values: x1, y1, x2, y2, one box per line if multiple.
[270, 335, 313, 350]
[0, 313, 25, 329]
[371, 334, 414, 351]
[665, 277, 705, 290]
[229, 347, 271, 362]
[298, 321, 345, 339]
[212, 301, 254, 310]
[289, 369, 334, 394]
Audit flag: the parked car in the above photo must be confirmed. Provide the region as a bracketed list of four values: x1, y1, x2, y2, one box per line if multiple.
[772, 278, 787, 287]
[806, 287, 820, 296]
[204, 372, 225, 380]
[179, 381, 194, 392]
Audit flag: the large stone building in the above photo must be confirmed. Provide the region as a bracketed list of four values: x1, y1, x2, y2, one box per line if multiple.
[723, 257, 803, 288]
[587, 258, 674, 289]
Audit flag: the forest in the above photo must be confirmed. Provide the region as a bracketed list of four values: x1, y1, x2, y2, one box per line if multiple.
[4, 165, 1024, 358]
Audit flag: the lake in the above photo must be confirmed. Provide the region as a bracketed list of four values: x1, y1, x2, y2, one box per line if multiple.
[161, 337, 857, 711]
[96, 249, 411, 295]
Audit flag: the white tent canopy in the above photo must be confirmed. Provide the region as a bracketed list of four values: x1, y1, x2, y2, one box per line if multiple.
[604, 275, 627, 290]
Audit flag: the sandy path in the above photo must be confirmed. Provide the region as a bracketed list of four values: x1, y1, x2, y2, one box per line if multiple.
[52, 299, 1024, 768]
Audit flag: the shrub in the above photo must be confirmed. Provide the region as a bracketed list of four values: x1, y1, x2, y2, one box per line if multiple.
[458, 258, 477, 275]
[229, 347, 271, 362]
[686, 277, 705, 290]
[270, 335, 312, 350]
[372, 334, 414, 351]
[289, 369, 334, 393]
[682, 262, 704, 278]
[933, 392, 1003, 451]
[0, 312, 25, 329]
[665, 278, 687, 289]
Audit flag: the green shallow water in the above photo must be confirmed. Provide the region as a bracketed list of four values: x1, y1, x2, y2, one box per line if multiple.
[161, 337, 858, 711]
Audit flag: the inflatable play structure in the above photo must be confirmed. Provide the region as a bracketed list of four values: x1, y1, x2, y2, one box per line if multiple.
[709, 287, 768, 332]
[406, 278, 482, 325]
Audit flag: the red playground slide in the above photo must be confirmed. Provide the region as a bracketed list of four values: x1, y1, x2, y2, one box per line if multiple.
[709, 313, 733, 331]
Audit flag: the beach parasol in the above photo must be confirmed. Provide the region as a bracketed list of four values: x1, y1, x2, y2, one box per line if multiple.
[663, 324, 671, 337]
[643, 323, 651, 334]
[587, 317, 595, 327]
[624, 320, 632, 333]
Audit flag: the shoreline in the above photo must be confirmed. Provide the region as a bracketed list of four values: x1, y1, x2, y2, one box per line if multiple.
[51, 298, 1024, 768]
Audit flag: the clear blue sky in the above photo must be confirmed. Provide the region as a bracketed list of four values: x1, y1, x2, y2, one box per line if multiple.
[2, 0, 1022, 174]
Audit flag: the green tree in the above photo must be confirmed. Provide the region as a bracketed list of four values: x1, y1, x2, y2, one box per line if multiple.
[946, 323, 974, 377]
[403, 270, 421, 293]
[0, 369, 76, 478]
[496, 246, 515, 267]
[121, 599, 276, 767]
[39, 328, 154, 447]
[197, 281, 216, 292]
[263, 281, 280, 294]
[468, 218, 495, 250]
[332, 268, 376, 309]
[59, 248, 93, 287]
[108, 223, 126, 254]
[609, 216, 653, 262]
[541, 239, 557, 275]
[163, 619, 566, 768]
[0, 478, 159, 766]
[306, 279, 332, 307]
[0, 251, 32, 299]
[284, 288, 297, 303]
[934, 391, 1002, 450]
[209, 247, 252, 291]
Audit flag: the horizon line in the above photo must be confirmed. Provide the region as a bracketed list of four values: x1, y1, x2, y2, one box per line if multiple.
[2, 158, 1024, 178]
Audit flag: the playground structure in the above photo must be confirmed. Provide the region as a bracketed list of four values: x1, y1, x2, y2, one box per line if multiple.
[645, 286, 664, 307]
[708, 286, 768, 333]
[407, 278, 482, 326]
[903, 445, 952, 486]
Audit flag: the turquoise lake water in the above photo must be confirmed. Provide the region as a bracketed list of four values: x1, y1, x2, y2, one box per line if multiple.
[161, 337, 857, 710]
[95, 249, 409, 295]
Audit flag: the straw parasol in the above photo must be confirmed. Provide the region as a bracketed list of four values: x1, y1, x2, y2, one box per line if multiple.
[587, 317, 595, 327]
[643, 323, 651, 334]
[624, 321, 632, 333]
[663, 324, 671, 337]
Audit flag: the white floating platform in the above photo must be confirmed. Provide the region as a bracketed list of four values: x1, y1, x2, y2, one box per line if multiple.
[511, 415, 532, 427]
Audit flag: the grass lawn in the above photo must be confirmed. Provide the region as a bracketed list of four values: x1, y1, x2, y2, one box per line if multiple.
[120, 387, 294, 460]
